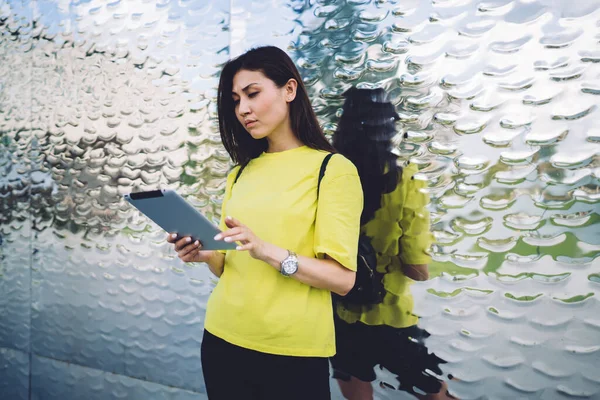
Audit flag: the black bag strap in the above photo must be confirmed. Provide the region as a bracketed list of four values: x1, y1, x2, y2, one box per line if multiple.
[317, 153, 334, 198]
[234, 153, 334, 190]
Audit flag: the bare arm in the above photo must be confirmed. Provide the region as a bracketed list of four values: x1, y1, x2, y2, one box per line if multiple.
[216, 216, 356, 296]
[261, 242, 356, 296]
[402, 263, 429, 281]
[205, 251, 226, 278]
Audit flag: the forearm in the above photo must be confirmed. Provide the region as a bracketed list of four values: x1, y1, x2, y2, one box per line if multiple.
[206, 251, 225, 278]
[402, 263, 429, 281]
[261, 242, 355, 296]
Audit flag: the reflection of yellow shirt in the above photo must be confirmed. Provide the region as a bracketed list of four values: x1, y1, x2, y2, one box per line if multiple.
[336, 163, 433, 328]
[205, 146, 363, 357]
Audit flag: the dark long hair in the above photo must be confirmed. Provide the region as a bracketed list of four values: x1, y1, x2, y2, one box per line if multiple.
[333, 88, 401, 225]
[217, 46, 335, 166]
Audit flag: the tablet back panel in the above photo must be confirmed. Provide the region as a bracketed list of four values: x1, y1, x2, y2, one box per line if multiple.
[124, 189, 236, 251]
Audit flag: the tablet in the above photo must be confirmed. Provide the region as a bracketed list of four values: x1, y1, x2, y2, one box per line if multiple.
[124, 189, 236, 251]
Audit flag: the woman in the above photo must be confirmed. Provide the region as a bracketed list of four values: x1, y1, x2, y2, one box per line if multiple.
[331, 88, 453, 400]
[167, 46, 363, 399]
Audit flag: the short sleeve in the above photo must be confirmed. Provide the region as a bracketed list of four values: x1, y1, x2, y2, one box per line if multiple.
[314, 155, 363, 271]
[217, 165, 240, 254]
[398, 164, 433, 265]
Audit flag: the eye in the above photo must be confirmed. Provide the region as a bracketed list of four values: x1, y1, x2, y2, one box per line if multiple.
[233, 98, 240, 105]
[248, 92, 259, 98]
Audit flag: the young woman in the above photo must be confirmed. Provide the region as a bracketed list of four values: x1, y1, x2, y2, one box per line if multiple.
[167, 46, 363, 399]
[330, 88, 453, 400]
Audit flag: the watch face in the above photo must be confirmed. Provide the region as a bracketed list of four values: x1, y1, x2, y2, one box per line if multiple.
[282, 259, 298, 275]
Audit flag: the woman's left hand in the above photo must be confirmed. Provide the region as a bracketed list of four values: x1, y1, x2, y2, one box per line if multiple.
[214, 216, 266, 260]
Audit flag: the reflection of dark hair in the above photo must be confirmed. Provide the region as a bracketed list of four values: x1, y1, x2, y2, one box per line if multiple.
[217, 46, 335, 166]
[333, 87, 401, 225]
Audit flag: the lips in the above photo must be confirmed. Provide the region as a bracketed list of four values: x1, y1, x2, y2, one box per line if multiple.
[245, 120, 257, 128]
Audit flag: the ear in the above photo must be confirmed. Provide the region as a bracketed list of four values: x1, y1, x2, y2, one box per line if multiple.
[284, 78, 298, 103]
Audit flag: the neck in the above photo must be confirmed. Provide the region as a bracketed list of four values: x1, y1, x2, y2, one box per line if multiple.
[265, 119, 303, 153]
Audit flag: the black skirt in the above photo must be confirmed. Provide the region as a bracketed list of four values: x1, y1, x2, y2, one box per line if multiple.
[201, 329, 331, 400]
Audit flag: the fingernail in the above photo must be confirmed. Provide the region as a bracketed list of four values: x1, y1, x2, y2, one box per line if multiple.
[194, 241, 199, 246]
[171, 234, 177, 238]
[226, 216, 232, 220]
[236, 246, 242, 250]
[214, 234, 222, 240]
[224, 237, 231, 242]
[186, 237, 191, 242]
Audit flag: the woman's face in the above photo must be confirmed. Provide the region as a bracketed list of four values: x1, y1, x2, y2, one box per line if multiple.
[231, 69, 296, 140]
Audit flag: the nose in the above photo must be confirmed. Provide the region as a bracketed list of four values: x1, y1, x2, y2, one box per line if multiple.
[238, 97, 250, 117]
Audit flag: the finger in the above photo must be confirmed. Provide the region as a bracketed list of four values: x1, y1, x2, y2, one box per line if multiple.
[178, 241, 200, 256]
[223, 233, 246, 243]
[214, 227, 241, 241]
[225, 216, 244, 229]
[235, 243, 252, 251]
[181, 249, 199, 262]
[167, 233, 177, 243]
[222, 227, 242, 238]
[174, 236, 193, 251]
[179, 248, 197, 260]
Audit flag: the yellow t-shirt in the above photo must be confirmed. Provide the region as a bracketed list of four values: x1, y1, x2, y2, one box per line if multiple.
[205, 146, 363, 357]
[335, 163, 433, 328]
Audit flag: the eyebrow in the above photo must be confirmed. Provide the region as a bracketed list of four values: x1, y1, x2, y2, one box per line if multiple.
[232, 83, 259, 96]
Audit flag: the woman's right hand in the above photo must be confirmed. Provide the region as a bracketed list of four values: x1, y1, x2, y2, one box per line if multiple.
[167, 233, 215, 263]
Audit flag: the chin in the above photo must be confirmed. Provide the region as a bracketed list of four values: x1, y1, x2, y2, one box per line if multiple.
[247, 129, 269, 140]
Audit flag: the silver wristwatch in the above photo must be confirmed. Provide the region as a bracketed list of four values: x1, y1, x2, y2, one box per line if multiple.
[280, 250, 299, 277]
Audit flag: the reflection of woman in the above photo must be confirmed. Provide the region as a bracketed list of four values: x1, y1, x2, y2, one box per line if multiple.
[331, 88, 452, 399]
[168, 46, 363, 399]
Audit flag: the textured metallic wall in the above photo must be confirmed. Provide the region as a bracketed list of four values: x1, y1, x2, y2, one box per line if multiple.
[1, 0, 599, 399]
